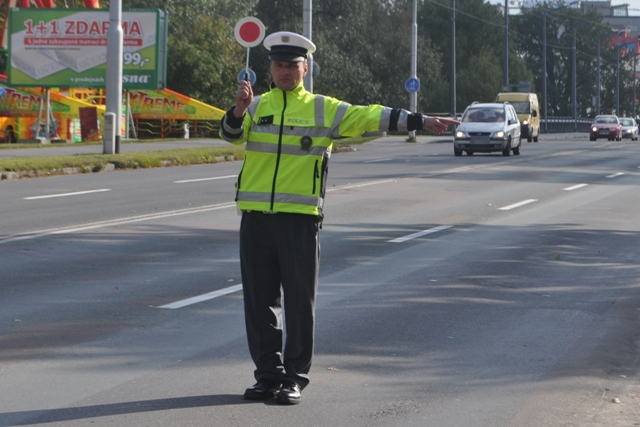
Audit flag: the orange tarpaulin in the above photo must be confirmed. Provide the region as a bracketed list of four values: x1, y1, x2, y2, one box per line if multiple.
[84, 0, 100, 7]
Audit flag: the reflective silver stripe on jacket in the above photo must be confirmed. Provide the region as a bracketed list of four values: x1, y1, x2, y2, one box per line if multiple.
[246, 141, 328, 156]
[314, 95, 326, 127]
[251, 124, 334, 139]
[380, 107, 392, 131]
[238, 191, 319, 207]
[221, 116, 243, 138]
[396, 109, 410, 132]
[247, 96, 262, 117]
[330, 102, 350, 138]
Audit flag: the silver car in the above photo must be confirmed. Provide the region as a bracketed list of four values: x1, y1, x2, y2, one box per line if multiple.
[454, 102, 522, 156]
[619, 117, 638, 141]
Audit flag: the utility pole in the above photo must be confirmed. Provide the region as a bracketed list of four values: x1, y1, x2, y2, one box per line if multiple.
[104, 0, 123, 154]
[303, 0, 313, 93]
[503, 0, 509, 91]
[450, 0, 456, 119]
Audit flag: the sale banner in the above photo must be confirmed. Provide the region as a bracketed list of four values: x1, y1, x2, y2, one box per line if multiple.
[8, 8, 167, 89]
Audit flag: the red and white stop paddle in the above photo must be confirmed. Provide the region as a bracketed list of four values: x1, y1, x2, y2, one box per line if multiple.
[234, 17, 265, 81]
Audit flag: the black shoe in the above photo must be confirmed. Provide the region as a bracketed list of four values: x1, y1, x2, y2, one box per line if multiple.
[243, 379, 280, 400]
[276, 381, 301, 405]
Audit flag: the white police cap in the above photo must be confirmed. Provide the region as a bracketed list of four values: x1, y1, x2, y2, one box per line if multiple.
[263, 31, 316, 62]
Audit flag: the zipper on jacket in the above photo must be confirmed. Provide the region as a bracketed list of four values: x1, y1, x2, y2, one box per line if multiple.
[312, 159, 319, 194]
[269, 91, 286, 211]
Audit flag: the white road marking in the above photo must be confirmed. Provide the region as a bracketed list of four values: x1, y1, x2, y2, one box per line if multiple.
[174, 175, 236, 183]
[158, 284, 243, 309]
[0, 202, 237, 245]
[606, 172, 625, 179]
[498, 199, 538, 211]
[363, 158, 393, 163]
[24, 189, 111, 200]
[564, 183, 589, 191]
[327, 179, 397, 191]
[388, 225, 453, 243]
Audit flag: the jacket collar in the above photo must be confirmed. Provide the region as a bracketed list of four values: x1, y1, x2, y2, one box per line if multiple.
[269, 81, 307, 96]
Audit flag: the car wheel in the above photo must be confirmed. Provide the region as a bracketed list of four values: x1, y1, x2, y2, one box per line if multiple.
[466, 150, 474, 156]
[590, 136, 596, 141]
[502, 138, 511, 156]
[454, 146, 462, 156]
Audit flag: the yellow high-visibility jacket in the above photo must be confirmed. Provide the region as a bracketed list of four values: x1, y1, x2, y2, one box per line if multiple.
[220, 82, 424, 218]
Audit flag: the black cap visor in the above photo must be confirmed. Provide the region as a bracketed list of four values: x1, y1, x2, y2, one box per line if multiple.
[268, 45, 308, 62]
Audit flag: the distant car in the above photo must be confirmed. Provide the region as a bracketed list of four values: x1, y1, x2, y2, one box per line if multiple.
[619, 117, 638, 141]
[453, 102, 522, 156]
[589, 115, 621, 141]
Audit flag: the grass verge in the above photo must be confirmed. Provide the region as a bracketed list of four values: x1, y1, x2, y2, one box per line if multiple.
[0, 136, 376, 179]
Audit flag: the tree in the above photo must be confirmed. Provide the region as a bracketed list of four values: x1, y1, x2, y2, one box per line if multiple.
[512, 4, 620, 118]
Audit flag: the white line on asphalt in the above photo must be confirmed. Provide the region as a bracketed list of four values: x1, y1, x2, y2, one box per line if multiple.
[174, 175, 236, 183]
[158, 284, 243, 309]
[606, 172, 625, 179]
[564, 183, 589, 191]
[24, 189, 111, 200]
[363, 158, 393, 163]
[327, 179, 398, 191]
[388, 225, 453, 243]
[0, 202, 237, 245]
[498, 199, 538, 211]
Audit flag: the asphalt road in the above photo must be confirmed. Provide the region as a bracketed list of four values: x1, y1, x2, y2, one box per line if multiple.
[0, 134, 639, 427]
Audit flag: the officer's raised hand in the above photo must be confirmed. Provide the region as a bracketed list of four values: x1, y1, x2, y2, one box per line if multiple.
[423, 116, 460, 135]
[233, 80, 253, 118]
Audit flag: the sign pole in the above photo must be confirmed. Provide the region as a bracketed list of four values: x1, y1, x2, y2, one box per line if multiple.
[104, 0, 123, 154]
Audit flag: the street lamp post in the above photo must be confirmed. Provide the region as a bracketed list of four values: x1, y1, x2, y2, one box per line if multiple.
[572, 22, 585, 131]
[504, 0, 509, 91]
[541, 1, 579, 133]
[450, 0, 456, 119]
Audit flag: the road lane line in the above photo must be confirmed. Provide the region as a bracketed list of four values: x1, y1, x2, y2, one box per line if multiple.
[174, 175, 236, 183]
[388, 225, 453, 243]
[564, 183, 589, 191]
[158, 284, 243, 309]
[498, 199, 538, 211]
[606, 172, 625, 179]
[363, 158, 393, 163]
[24, 189, 111, 200]
[0, 202, 237, 245]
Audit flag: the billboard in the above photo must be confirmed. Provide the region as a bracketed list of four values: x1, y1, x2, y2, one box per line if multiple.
[8, 8, 167, 89]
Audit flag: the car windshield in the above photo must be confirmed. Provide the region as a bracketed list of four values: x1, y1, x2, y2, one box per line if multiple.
[462, 108, 505, 123]
[510, 101, 530, 114]
[594, 117, 617, 124]
[620, 118, 634, 126]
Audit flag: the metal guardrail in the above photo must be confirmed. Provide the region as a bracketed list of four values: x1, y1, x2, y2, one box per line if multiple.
[541, 117, 591, 133]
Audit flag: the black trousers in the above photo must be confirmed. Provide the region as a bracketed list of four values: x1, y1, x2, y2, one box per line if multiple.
[239, 211, 320, 389]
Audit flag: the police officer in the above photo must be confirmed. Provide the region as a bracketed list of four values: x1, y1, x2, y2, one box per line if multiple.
[220, 31, 458, 405]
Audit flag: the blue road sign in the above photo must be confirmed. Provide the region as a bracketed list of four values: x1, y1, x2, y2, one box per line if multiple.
[405, 77, 420, 93]
[238, 68, 257, 86]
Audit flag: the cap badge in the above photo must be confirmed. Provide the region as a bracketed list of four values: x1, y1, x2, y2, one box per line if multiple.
[281, 36, 290, 42]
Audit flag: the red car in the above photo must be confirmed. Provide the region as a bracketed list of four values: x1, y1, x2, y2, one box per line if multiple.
[590, 115, 622, 141]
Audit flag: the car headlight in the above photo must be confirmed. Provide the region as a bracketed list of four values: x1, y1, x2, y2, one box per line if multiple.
[591, 126, 597, 132]
[455, 130, 466, 138]
[522, 120, 529, 125]
[493, 131, 505, 138]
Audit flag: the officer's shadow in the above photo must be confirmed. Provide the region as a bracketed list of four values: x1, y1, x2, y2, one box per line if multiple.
[0, 394, 259, 426]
